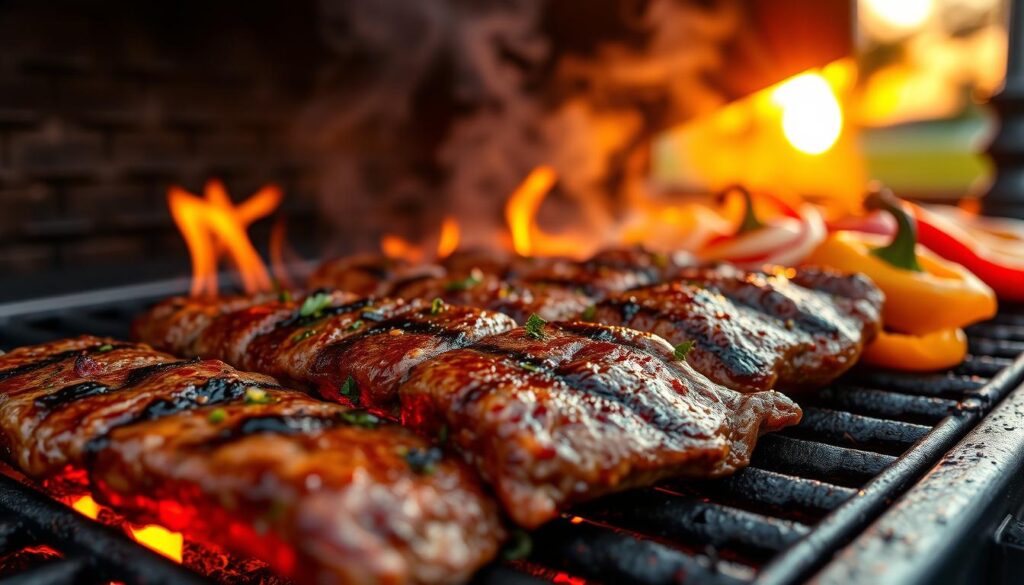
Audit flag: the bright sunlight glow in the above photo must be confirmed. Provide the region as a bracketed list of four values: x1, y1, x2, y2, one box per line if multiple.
[772, 73, 843, 156]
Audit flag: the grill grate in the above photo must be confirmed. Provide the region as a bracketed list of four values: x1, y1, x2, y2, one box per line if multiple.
[1, 285, 1023, 585]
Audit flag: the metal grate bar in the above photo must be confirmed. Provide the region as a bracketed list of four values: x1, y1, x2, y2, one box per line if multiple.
[782, 408, 931, 455]
[749, 436, 896, 487]
[847, 370, 985, 398]
[968, 337, 1024, 358]
[576, 490, 810, 558]
[684, 469, 856, 520]
[812, 387, 958, 424]
[0, 557, 87, 585]
[529, 518, 752, 585]
[954, 355, 1015, 377]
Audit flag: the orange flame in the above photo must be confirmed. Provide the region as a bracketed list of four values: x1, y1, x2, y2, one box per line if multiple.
[503, 166, 591, 258]
[505, 166, 557, 257]
[380, 235, 424, 263]
[69, 495, 184, 564]
[270, 216, 296, 290]
[436, 216, 460, 259]
[168, 180, 281, 298]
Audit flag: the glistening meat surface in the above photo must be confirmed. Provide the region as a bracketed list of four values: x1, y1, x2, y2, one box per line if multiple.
[399, 321, 802, 528]
[0, 336, 504, 585]
[594, 265, 884, 392]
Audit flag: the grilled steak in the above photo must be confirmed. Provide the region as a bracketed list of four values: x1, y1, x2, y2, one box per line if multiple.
[308, 253, 444, 296]
[594, 265, 884, 392]
[138, 294, 518, 416]
[399, 321, 802, 528]
[389, 271, 591, 323]
[0, 336, 504, 585]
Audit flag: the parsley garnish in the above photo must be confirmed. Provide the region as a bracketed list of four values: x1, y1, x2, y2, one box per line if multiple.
[208, 408, 227, 423]
[338, 410, 379, 428]
[404, 447, 443, 475]
[437, 424, 449, 445]
[431, 297, 445, 315]
[299, 292, 332, 319]
[244, 387, 272, 404]
[673, 340, 695, 361]
[348, 319, 364, 331]
[292, 329, 316, 343]
[502, 530, 533, 560]
[525, 314, 548, 339]
[97, 344, 114, 352]
[581, 305, 597, 322]
[339, 376, 359, 406]
[519, 361, 542, 373]
[444, 269, 483, 291]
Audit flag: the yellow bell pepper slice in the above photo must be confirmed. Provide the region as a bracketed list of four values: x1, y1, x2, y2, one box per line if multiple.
[807, 231, 996, 334]
[861, 328, 967, 372]
[805, 188, 996, 335]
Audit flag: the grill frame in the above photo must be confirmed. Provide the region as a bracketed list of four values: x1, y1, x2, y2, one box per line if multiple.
[1, 285, 1023, 585]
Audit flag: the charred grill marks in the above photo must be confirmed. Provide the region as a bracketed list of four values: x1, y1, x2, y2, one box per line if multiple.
[34, 381, 111, 410]
[125, 358, 200, 386]
[0, 344, 127, 382]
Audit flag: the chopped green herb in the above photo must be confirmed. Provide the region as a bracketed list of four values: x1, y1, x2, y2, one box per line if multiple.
[518, 361, 543, 373]
[338, 410, 379, 428]
[404, 447, 442, 475]
[444, 269, 483, 291]
[339, 375, 360, 406]
[244, 387, 272, 405]
[278, 289, 292, 303]
[502, 530, 533, 561]
[673, 340, 695, 361]
[524, 313, 548, 339]
[431, 297, 445, 315]
[208, 408, 227, 423]
[348, 319, 364, 331]
[292, 329, 317, 343]
[581, 305, 597, 322]
[437, 424, 449, 445]
[299, 292, 332, 318]
[97, 344, 114, 352]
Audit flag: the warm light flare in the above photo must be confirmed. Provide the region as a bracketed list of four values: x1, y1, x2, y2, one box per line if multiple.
[128, 524, 185, 564]
[772, 73, 843, 156]
[380, 235, 424, 263]
[506, 166, 558, 257]
[168, 180, 280, 298]
[436, 216, 460, 259]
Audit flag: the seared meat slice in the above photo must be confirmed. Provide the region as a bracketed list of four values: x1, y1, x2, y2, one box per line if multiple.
[135, 294, 518, 416]
[399, 321, 801, 528]
[0, 337, 504, 585]
[308, 253, 444, 296]
[389, 270, 591, 323]
[516, 247, 689, 298]
[132, 293, 277, 355]
[594, 265, 883, 392]
[0, 345, 280, 478]
[307, 302, 516, 415]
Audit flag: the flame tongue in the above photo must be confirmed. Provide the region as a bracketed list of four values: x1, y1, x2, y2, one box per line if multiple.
[168, 180, 282, 298]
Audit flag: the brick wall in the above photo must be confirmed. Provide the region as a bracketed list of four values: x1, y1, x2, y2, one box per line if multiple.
[0, 0, 325, 282]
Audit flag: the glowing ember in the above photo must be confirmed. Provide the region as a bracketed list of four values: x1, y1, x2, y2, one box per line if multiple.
[436, 216, 461, 259]
[270, 217, 296, 290]
[127, 524, 185, 564]
[69, 494, 101, 519]
[772, 73, 843, 156]
[168, 180, 281, 298]
[66, 495, 184, 564]
[505, 166, 557, 257]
